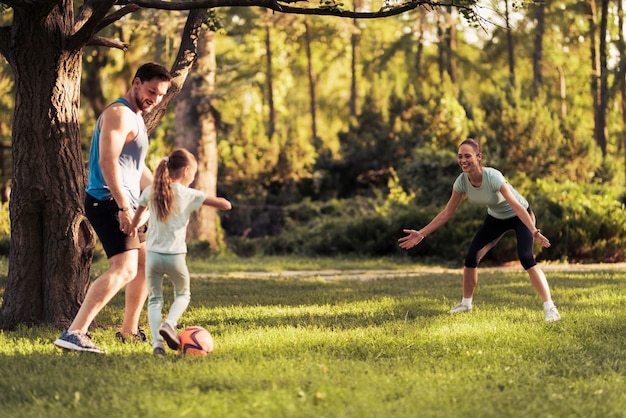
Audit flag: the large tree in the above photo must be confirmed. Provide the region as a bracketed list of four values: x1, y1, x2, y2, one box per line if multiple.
[0, 0, 475, 329]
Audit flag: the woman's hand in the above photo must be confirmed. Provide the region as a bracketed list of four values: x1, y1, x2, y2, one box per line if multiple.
[398, 229, 426, 250]
[533, 229, 551, 248]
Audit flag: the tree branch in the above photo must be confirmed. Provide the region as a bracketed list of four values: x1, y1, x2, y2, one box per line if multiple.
[94, 4, 142, 33]
[2, 0, 60, 18]
[144, 9, 207, 134]
[68, 0, 119, 50]
[0, 0, 33, 9]
[85, 36, 130, 50]
[122, 0, 474, 19]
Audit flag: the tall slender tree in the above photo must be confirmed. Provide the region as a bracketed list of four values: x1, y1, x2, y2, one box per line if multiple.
[586, 0, 608, 156]
[174, 25, 222, 247]
[532, 0, 545, 92]
[505, 0, 516, 87]
[304, 17, 318, 142]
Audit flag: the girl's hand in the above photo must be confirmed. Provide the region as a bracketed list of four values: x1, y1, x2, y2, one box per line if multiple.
[398, 229, 425, 250]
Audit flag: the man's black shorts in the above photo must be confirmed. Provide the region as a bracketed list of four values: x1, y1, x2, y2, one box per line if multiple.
[85, 193, 145, 258]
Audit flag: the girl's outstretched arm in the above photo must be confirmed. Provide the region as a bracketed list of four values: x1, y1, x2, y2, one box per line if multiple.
[203, 196, 232, 211]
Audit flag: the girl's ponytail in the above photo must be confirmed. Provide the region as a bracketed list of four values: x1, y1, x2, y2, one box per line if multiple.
[151, 149, 196, 221]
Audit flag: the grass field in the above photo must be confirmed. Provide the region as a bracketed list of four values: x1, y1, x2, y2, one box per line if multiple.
[0, 257, 625, 417]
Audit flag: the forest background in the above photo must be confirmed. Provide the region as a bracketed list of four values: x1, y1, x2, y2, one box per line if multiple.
[0, 0, 625, 268]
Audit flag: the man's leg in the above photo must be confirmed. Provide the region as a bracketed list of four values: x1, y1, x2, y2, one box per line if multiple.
[68, 249, 139, 334]
[119, 243, 148, 337]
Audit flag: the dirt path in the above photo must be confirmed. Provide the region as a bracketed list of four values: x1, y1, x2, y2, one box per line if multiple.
[195, 262, 626, 281]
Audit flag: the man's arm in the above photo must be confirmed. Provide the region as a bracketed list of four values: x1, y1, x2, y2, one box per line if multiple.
[140, 165, 153, 191]
[98, 104, 138, 234]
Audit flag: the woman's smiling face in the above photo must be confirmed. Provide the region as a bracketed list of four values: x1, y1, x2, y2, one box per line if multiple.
[457, 143, 481, 172]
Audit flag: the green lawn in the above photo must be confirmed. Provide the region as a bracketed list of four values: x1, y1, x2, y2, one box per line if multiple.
[0, 258, 625, 417]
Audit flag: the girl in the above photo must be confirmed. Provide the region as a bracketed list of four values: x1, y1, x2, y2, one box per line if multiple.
[398, 138, 560, 322]
[131, 148, 232, 356]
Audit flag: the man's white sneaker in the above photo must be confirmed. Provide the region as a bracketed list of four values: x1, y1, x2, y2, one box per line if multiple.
[545, 307, 561, 322]
[449, 304, 472, 314]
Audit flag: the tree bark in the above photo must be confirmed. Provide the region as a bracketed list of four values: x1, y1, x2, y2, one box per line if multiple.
[2, 8, 95, 328]
[505, 0, 516, 87]
[446, 6, 457, 85]
[176, 27, 221, 247]
[304, 18, 318, 141]
[597, 0, 609, 156]
[586, 0, 607, 156]
[618, 0, 626, 183]
[532, 0, 545, 91]
[265, 9, 276, 140]
[350, 16, 359, 117]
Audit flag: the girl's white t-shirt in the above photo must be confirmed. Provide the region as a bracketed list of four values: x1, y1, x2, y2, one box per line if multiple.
[138, 182, 207, 254]
[453, 167, 528, 220]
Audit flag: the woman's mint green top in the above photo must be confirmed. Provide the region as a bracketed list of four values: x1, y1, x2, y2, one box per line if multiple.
[453, 167, 528, 220]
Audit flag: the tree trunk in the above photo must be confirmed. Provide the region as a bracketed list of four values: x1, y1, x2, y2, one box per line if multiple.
[304, 18, 318, 141]
[1, 8, 202, 328]
[532, 0, 545, 91]
[505, 0, 516, 87]
[265, 10, 276, 140]
[557, 66, 567, 119]
[597, 0, 609, 156]
[350, 17, 359, 117]
[618, 0, 626, 183]
[587, 0, 607, 156]
[414, 10, 425, 80]
[437, 18, 444, 80]
[1, 9, 95, 328]
[446, 7, 457, 85]
[176, 28, 221, 248]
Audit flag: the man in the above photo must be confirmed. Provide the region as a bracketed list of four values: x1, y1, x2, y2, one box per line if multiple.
[54, 63, 172, 353]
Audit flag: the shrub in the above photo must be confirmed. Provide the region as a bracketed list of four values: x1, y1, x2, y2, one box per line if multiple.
[244, 180, 626, 265]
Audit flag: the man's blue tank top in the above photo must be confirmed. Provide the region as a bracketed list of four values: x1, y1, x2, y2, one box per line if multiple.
[85, 98, 149, 208]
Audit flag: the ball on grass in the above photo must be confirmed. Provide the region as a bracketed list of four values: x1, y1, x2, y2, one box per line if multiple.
[179, 326, 214, 357]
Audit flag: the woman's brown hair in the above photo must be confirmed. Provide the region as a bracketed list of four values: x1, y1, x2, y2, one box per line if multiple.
[152, 148, 196, 221]
[459, 138, 481, 154]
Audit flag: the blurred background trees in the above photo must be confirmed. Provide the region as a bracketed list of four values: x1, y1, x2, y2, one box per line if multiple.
[1, 0, 625, 265]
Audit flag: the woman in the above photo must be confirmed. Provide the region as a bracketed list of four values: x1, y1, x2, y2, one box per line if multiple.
[398, 138, 560, 322]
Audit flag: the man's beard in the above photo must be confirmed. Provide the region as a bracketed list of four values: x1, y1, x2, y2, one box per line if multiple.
[134, 90, 150, 112]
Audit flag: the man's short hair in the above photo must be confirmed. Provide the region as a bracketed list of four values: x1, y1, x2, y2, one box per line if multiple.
[134, 62, 172, 83]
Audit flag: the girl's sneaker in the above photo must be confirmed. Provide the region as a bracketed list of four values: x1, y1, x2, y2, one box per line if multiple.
[153, 346, 166, 357]
[159, 323, 181, 350]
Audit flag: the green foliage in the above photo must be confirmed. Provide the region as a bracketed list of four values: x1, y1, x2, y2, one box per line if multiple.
[334, 82, 470, 198]
[202, 10, 224, 33]
[396, 147, 460, 206]
[531, 180, 626, 263]
[0, 203, 9, 255]
[319, 0, 344, 11]
[479, 89, 602, 181]
[230, 179, 626, 265]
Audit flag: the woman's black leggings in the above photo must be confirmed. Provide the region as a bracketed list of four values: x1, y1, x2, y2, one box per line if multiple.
[464, 208, 537, 270]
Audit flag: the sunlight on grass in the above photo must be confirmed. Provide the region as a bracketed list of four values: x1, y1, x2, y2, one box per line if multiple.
[1, 261, 626, 417]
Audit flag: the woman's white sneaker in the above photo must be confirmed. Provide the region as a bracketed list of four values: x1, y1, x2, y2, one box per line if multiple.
[449, 304, 472, 314]
[545, 307, 561, 322]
